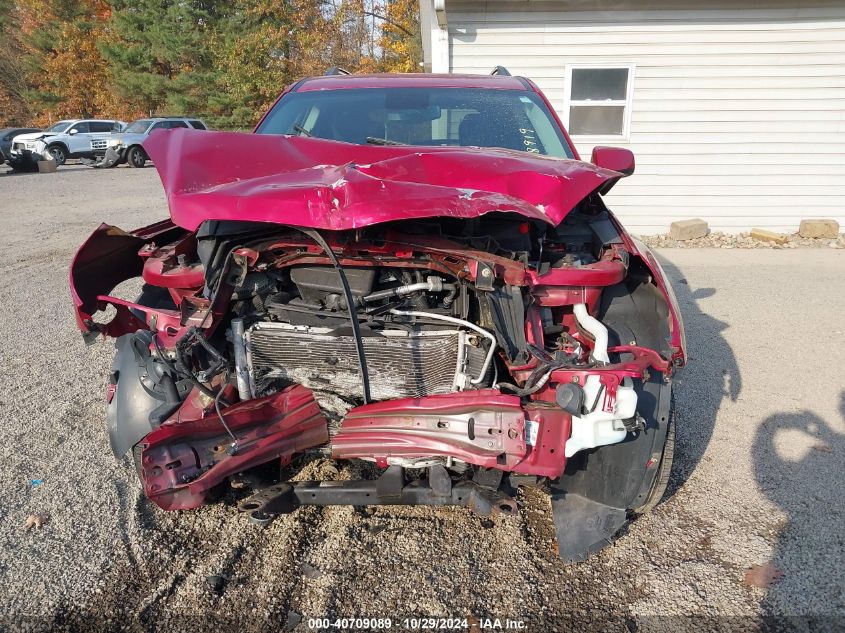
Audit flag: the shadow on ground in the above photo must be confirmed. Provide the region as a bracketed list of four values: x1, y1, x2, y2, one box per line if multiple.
[752, 391, 845, 630]
[0, 165, 92, 176]
[655, 255, 741, 499]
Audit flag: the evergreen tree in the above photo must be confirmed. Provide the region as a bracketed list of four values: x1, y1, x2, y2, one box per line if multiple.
[101, 0, 229, 119]
[212, 0, 331, 129]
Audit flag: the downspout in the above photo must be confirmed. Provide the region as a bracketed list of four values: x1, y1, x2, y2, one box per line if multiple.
[434, 0, 448, 28]
[431, 0, 449, 73]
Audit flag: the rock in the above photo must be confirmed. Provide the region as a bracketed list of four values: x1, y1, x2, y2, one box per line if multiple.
[669, 218, 708, 241]
[749, 228, 787, 245]
[301, 562, 322, 579]
[798, 219, 839, 239]
[207, 574, 226, 595]
[24, 514, 48, 530]
[284, 610, 303, 631]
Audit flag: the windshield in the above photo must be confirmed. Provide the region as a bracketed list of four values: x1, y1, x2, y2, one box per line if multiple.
[256, 87, 574, 159]
[44, 121, 72, 133]
[124, 119, 153, 134]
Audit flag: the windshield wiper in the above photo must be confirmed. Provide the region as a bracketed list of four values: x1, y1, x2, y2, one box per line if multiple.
[366, 137, 405, 146]
[291, 124, 312, 137]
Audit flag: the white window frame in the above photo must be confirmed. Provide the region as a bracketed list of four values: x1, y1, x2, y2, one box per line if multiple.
[563, 63, 635, 141]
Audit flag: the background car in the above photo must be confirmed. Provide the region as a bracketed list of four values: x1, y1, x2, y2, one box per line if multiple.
[1, 127, 41, 165]
[101, 117, 208, 168]
[9, 119, 125, 168]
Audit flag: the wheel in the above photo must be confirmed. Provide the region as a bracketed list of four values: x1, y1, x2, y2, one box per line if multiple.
[127, 145, 148, 168]
[634, 391, 676, 514]
[47, 144, 67, 166]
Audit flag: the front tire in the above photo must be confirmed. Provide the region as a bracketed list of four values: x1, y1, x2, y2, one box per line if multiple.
[127, 145, 148, 168]
[47, 144, 67, 166]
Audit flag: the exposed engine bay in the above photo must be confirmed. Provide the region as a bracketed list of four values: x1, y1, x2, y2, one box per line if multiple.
[69, 130, 685, 562]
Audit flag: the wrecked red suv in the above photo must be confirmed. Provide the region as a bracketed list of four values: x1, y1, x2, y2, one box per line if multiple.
[70, 71, 685, 562]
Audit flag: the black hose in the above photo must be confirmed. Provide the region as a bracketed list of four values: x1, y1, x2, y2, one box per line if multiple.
[153, 334, 217, 401]
[497, 370, 552, 396]
[296, 227, 371, 404]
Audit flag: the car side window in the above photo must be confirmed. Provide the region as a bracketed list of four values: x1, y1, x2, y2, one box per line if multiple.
[188, 120, 207, 130]
[89, 122, 114, 133]
[150, 122, 167, 131]
[70, 122, 90, 134]
[168, 121, 189, 129]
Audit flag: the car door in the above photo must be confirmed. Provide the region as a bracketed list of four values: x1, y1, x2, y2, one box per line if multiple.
[66, 121, 91, 154]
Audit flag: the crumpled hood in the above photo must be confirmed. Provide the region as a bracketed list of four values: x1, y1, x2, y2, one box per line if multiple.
[115, 133, 145, 145]
[145, 129, 622, 231]
[13, 132, 53, 142]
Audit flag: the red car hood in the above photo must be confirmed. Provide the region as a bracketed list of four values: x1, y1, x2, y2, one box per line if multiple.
[145, 130, 622, 231]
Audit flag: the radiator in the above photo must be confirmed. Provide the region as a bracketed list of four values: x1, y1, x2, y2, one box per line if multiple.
[246, 322, 489, 401]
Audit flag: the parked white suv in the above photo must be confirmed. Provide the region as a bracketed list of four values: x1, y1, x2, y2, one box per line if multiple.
[9, 119, 125, 169]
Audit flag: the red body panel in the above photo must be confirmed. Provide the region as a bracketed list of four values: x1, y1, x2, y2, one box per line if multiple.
[333, 391, 529, 469]
[332, 393, 573, 479]
[143, 131, 621, 232]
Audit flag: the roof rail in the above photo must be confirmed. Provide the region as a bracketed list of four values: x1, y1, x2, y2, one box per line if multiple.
[325, 67, 351, 76]
[490, 66, 511, 76]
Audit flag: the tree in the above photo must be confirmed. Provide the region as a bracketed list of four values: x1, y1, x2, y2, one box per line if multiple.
[101, 0, 229, 120]
[212, 0, 332, 129]
[378, 0, 420, 73]
[5, 0, 422, 128]
[16, 0, 134, 124]
[0, 0, 31, 125]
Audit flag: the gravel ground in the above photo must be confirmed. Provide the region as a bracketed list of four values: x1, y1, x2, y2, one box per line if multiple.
[0, 165, 843, 632]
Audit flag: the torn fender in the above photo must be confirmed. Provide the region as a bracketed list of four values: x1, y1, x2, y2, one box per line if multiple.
[144, 130, 623, 231]
[69, 221, 185, 341]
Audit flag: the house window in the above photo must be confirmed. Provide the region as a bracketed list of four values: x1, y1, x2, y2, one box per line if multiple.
[565, 65, 634, 138]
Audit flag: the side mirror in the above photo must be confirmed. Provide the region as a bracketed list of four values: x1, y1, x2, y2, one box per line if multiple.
[68, 128, 78, 135]
[591, 146, 635, 176]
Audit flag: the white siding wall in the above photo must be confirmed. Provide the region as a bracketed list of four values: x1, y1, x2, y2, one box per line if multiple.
[445, 0, 845, 234]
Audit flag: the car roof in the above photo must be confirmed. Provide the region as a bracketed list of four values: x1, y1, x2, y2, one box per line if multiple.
[295, 73, 531, 92]
[132, 117, 205, 124]
[55, 119, 117, 124]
